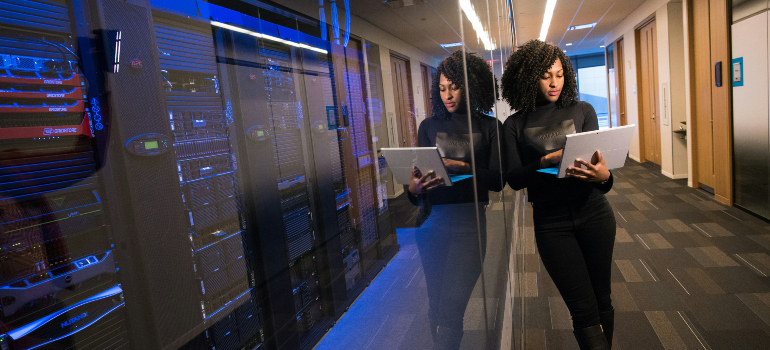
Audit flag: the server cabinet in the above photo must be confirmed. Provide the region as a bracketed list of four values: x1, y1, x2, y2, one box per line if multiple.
[217, 26, 334, 349]
[0, 0, 128, 349]
[88, 1, 260, 349]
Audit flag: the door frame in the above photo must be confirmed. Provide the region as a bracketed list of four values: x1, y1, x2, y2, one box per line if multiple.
[389, 50, 417, 147]
[635, 16, 662, 165]
[614, 37, 628, 126]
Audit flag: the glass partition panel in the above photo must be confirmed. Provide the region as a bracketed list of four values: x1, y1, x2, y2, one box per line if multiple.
[0, 0, 520, 349]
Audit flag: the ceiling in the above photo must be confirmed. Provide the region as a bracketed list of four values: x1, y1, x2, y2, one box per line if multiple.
[512, 0, 648, 56]
[273, 0, 515, 62]
[272, 0, 649, 62]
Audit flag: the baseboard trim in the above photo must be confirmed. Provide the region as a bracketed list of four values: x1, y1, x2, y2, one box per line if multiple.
[629, 154, 641, 163]
[661, 170, 688, 180]
[387, 187, 404, 199]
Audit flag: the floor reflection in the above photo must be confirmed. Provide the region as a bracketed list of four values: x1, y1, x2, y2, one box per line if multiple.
[316, 193, 510, 350]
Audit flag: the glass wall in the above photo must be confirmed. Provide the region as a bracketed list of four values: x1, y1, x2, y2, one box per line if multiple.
[0, 0, 520, 349]
[570, 53, 610, 129]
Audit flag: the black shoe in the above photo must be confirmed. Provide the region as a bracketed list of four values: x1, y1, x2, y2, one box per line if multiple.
[600, 308, 615, 348]
[573, 324, 610, 350]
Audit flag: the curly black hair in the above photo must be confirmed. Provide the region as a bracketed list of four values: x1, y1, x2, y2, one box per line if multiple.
[431, 50, 497, 119]
[500, 40, 578, 113]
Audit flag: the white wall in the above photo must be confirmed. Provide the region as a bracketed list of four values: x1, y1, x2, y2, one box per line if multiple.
[604, 0, 688, 178]
[667, 3, 688, 177]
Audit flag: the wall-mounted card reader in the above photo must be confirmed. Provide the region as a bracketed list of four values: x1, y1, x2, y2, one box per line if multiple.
[715, 61, 722, 87]
[125, 133, 170, 156]
[732, 57, 743, 87]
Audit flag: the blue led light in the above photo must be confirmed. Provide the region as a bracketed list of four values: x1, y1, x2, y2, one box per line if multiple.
[8, 285, 123, 340]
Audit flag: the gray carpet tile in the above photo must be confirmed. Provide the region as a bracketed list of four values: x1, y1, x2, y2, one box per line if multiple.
[516, 160, 770, 349]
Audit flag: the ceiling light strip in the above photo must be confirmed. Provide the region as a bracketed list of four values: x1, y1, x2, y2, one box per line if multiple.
[558, 0, 583, 46]
[539, 0, 558, 42]
[575, 2, 613, 48]
[211, 21, 328, 54]
[460, 0, 496, 50]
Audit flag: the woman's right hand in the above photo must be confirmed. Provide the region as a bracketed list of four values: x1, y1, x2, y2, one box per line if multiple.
[540, 149, 563, 168]
[408, 166, 445, 195]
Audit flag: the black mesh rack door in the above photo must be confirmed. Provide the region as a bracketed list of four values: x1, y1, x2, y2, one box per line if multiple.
[151, 11, 263, 350]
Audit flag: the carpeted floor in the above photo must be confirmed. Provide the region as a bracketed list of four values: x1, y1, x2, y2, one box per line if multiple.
[516, 160, 770, 350]
[315, 159, 770, 350]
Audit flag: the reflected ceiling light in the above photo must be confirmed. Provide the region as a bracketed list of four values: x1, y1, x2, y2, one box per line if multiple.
[568, 22, 597, 31]
[460, 0, 496, 50]
[539, 0, 558, 41]
[441, 42, 463, 48]
[211, 21, 328, 54]
[566, 43, 572, 46]
[600, 45, 605, 48]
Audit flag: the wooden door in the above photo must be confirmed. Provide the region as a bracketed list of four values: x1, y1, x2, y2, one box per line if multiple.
[390, 54, 417, 147]
[420, 63, 433, 118]
[637, 19, 662, 164]
[616, 38, 628, 126]
[692, 0, 716, 189]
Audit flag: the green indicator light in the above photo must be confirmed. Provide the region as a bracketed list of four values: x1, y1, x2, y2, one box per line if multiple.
[144, 140, 159, 150]
[257, 130, 264, 137]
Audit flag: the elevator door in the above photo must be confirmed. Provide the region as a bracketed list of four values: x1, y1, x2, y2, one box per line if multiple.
[638, 19, 662, 165]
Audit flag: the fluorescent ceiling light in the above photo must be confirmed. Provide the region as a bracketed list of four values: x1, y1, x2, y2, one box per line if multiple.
[600, 45, 605, 48]
[568, 22, 597, 31]
[211, 21, 328, 54]
[441, 42, 463, 48]
[566, 43, 572, 46]
[460, 0, 496, 50]
[539, 0, 558, 41]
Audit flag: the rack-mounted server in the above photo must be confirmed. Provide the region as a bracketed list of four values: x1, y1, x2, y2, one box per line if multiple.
[0, 1, 126, 349]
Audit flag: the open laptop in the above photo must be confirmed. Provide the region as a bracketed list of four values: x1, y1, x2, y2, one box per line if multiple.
[537, 124, 637, 178]
[381, 147, 473, 186]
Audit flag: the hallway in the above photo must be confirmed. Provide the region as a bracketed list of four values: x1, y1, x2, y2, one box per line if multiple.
[517, 160, 770, 350]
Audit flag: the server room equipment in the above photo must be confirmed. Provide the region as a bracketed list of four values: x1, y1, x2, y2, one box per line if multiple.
[0, 0, 128, 349]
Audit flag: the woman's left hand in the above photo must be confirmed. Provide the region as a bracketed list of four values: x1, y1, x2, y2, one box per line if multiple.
[566, 150, 611, 183]
[442, 158, 471, 174]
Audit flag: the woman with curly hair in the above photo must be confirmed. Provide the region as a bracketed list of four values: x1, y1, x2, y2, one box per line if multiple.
[501, 40, 616, 350]
[406, 50, 502, 349]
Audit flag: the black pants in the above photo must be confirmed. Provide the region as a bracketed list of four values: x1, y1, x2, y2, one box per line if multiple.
[416, 203, 487, 350]
[532, 190, 616, 329]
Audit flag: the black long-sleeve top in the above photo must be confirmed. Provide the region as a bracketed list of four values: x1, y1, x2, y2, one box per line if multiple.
[503, 101, 613, 203]
[408, 111, 504, 205]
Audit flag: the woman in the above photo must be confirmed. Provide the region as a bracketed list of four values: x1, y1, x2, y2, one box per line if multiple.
[501, 40, 616, 350]
[407, 50, 502, 349]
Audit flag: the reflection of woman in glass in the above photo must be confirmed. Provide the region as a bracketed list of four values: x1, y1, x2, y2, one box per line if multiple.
[407, 50, 502, 349]
[501, 40, 615, 350]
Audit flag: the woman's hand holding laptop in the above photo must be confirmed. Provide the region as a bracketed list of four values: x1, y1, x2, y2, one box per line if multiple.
[408, 166, 445, 195]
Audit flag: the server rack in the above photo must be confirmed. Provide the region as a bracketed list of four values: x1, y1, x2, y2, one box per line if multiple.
[151, 11, 263, 350]
[87, 1, 262, 348]
[0, 0, 399, 348]
[0, 0, 127, 349]
[216, 25, 333, 350]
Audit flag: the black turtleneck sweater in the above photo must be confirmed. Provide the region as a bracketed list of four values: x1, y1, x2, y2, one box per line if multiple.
[407, 111, 504, 205]
[503, 101, 613, 203]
